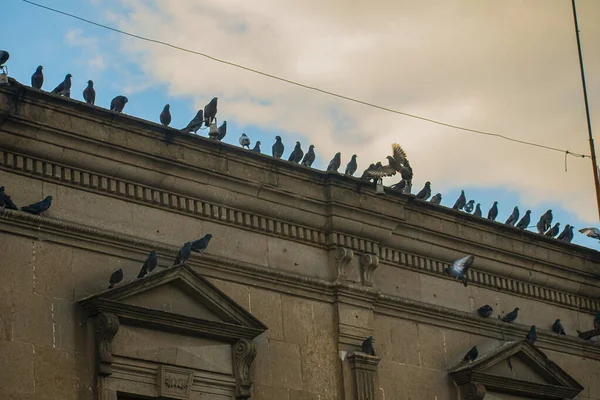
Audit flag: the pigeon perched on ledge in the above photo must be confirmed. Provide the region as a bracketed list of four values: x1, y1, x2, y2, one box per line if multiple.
[239, 133, 251, 149]
[536, 210, 553, 234]
[272, 136, 284, 159]
[545, 223, 560, 238]
[473, 203, 482, 217]
[361, 336, 376, 356]
[181, 110, 204, 133]
[301, 145, 316, 167]
[557, 225, 573, 242]
[51, 74, 72, 97]
[288, 141, 303, 163]
[526, 325, 537, 344]
[477, 305, 493, 318]
[505, 206, 519, 226]
[462, 346, 478, 363]
[516, 210, 531, 229]
[415, 182, 431, 200]
[464, 200, 475, 213]
[108, 268, 123, 289]
[452, 191, 466, 210]
[552, 319, 566, 335]
[174, 242, 192, 266]
[345, 155, 358, 176]
[487, 201, 499, 221]
[203, 97, 218, 127]
[252, 141, 261, 153]
[0, 186, 18, 210]
[500, 307, 519, 323]
[110, 96, 128, 113]
[137, 251, 158, 279]
[21, 196, 52, 215]
[217, 121, 227, 141]
[327, 152, 341, 172]
[191, 234, 212, 253]
[31, 65, 44, 89]
[83, 80, 95, 105]
[160, 104, 171, 126]
[430, 193, 442, 205]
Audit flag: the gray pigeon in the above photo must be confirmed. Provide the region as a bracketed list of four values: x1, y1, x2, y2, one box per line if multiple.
[501, 307, 519, 323]
[526, 325, 537, 344]
[83, 80, 95, 105]
[160, 104, 171, 126]
[473, 203, 482, 217]
[272, 136, 284, 159]
[557, 225, 574, 243]
[217, 121, 227, 140]
[464, 200, 475, 213]
[415, 182, 431, 200]
[443, 255, 474, 287]
[51, 73, 72, 97]
[545, 222, 560, 238]
[488, 201, 499, 221]
[505, 206, 520, 226]
[31, 65, 44, 89]
[579, 227, 600, 239]
[174, 242, 192, 266]
[110, 96, 128, 113]
[516, 210, 531, 229]
[108, 268, 124, 289]
[203, 97, 218, 127]
[477, 305, 493, 318]
[327, 152, 341, 172]
[361, 336, 376, 356]
[137, 251, 158, 279]
[361, 163, 375, 180]
[536, 210, 553, 234]
[239, 134, 251, 149]
[345, 155, 358, 176]
[252, 141, 261, 153]
[0, 186, 18, 210]
[301, 145, 316, 167]
[191, 234, 212, 253]
[21, 196, 52, 215]
[452, 190, 466, 210]
[430, 193, 442, 205]
[462, 346, 478, 363]
[0, 51, 8, 67]
[552, 319, 566, 335]
[288, 142, 303, 163]
[181, 110, 204, 133]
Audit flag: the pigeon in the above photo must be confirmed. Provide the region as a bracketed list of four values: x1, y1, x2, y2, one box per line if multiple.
[160, 104, 171, 126]
[216, 121, 227, 140]
[83, 80, 95, 105]
[137, 251, 158, 279]
[31, 65, 44, 89]
[110, 96, 128, 113]
[181, 110, 204, 133]
[552, 319, 566, 335]
[361, 336, 376, 356]
[21, 196, 52, 215]
[0, 51, 9, 67]
[545, 223, 560, 238]
[526, 325, 537, 344]
[477, 305, 494, 318]
[464, 200, 475, 213]
[536, 210, 553, 234]
[345, 155, 358, 176]
[516, 210, 531, 229]
[288, 142, 303, 163]
[252, 141, 261, 153]
[51, 73, 72, 97]
[239, 134, 251, 149]
[557, 225, 574, 243]
[0, 186, 18, 210]
[174, 242, 192, 266]
[191, 234, 212, 253]
[327, 152, 341, 172]
[488, 201, 499, 221]
[473, 203, 482, 217]
[361, 164, 376, 180]
[577, 312, 600, 339]
[501, 307, 519, 323]
[462, 346, 478, 363]
[367, 144, 411, 179]
[203, 97, 218, 127]
[301, 145, 316, 167]
[505, 206, 520, 226]
[108, 268, 124, 289]
[415, 182, 431, 200]
[594, 312, 600, 330]
[443, 255, 474, 287]
[579, 227, 600, 239]
[272, 136, 285, 159]
[452, 190, 467, 210]
[430, 193, 442, 205]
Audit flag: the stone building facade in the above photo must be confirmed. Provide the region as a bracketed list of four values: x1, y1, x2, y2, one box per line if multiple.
[1, 79, 599, 400]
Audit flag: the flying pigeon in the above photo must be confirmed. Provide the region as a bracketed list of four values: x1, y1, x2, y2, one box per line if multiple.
[477, 305, 493, 318]
[443, 255, 474, 287]
[83, 80, 95, 105]
[21, 196, 52, 215]
[452, 191, 467, 210]
[252, 141, 261, 153]
[182, 110, 204, 133]
[545, 222, 560, 238]
[361, 163, 376, 180]
[464, 200, 475, 213]
[462, 346, 478, 363]
[51, 73, 72, 97]
[108, 268, 123, 289]
[301, 145, 316, 167]
[552, 319, 566, 335]
[430, 193, 442, 205]
[415, 182, 431, 200]
[288, 142, 303, 163]
[272, 136, 285, 159]
[516, 210, 531, 229]
[0, 186, 18, 210]
[160, 104, 171, 126]
[579, 227, 600, 239]
[345, 155, 358, 176]
[191, 234, 212, 253]
[239, 133, 251, 149]
[367, 143, 410, 179]
[557, 225, 574, 243]
[488, 201, 499, 221]
[174, 242, 192, 266]
[536, 210, 553, 234]
[501, 307, 519, 323]
[203, 97, 218, 127]
[137, 250, 158, 279]
[217, 121, 227, 140]
[505, 206, 520, 226]
[327, 152, 341, 172]
[473, 203, 482, 217]
[361, 336, 376, 356]
[526, 325, 537, 344]
[31, 65, 44, 89]
[110, 95, 128, 113]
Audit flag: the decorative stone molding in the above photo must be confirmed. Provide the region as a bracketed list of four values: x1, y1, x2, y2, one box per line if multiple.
[359, 254, 379, 287]
[459, 383, 486, 400]
[95, 312, 120, 376]
[347, 352, 381, 400]
[232, 339, 257, 400]
[157, 365, 194, 400]
[335, 247, 354, 280]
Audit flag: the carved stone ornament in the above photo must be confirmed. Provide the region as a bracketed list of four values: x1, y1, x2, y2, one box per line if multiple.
[233, 338, 257, 399]
[348, 351, 381, 400]
[359, 254, 379, 287]
[459, 383, 486, 400]
[157, 365, 194, 400]
[95, 312, 120, 376]
[335, 247, 354, 280]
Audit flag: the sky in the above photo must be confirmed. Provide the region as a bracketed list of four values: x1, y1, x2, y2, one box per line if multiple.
[4, 0, 600, 249]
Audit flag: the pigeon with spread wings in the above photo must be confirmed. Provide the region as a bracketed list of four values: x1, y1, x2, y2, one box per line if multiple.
[367, 144, 409, 178]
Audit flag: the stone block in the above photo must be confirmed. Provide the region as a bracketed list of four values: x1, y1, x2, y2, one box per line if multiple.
[300, 331, 339, 397]
[52, 298, 85, 353]
[31, 241, 74, 299]
[251, 336, 271, 386]
[0, 232, 34, 293]
[249, 287, 283, 340]
[282, 295, 312, 346]
[373, 315, 420, 366]
[0, 286, 13, 341]
[0, 340, 35, 396]
[209, 278, 250, 311]
[416, 323, 447, 371]
[266, 237, 330, 279]
[419, 273, 471, 312]
[372, 264, 421, 300]
[252, 383, 289, 400]
[338, 303, 373, 330]
[33, 346, 78, 400]
[288, 389, 319, 400]
[12, 290, 53, 347]
[269, 340, 303, 391]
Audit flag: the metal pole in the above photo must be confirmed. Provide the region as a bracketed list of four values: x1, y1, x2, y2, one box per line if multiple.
[571, 0, 600, 221]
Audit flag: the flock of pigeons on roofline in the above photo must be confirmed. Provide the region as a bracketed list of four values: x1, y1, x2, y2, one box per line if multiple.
[3, 63, 600, 244]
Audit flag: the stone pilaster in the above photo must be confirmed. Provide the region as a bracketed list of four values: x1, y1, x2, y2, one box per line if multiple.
[348, 352, 381, 400]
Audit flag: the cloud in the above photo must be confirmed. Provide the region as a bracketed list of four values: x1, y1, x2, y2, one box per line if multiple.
[65, 28, 106, 71]
[108, 0, 600, 221]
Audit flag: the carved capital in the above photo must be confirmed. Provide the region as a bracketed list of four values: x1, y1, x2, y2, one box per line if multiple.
[459, 383, 486, 400]
[95, 312, 120, 376]
[335, 247, 354, 280]
[233, 339, 257, 399]
[359, 254, 379, 287]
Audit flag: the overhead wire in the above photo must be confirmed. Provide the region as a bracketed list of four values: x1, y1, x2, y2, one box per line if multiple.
[19, 0, 591, 161]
